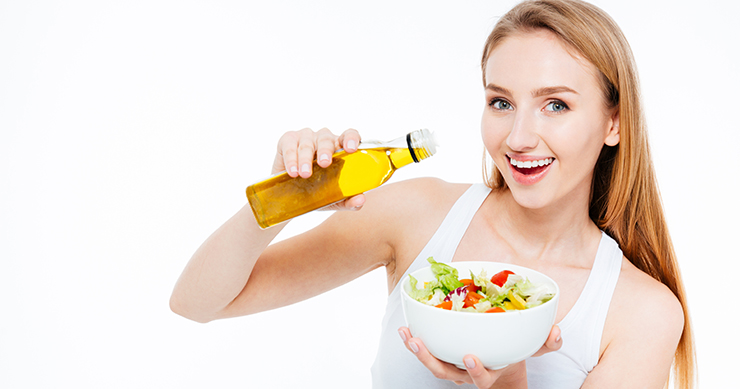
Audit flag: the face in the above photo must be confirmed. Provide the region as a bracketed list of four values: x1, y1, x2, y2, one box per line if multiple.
[481, 29, 619, 211]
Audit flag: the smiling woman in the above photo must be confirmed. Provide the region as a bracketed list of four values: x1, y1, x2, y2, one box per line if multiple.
[479, 1, 695, 387]
[482, 29, 620, 200]
[170, 1, 694, 388]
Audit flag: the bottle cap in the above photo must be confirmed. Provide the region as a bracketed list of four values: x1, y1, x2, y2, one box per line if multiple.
[407, 128, 437, 162]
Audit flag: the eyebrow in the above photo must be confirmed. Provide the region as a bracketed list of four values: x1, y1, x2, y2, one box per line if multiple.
[485, 83, 579, 98]
[485, 83, 513, 96]
[531, 86, 579, 97]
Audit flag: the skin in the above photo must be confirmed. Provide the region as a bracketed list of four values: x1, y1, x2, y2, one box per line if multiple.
[170, 30, 684, 388]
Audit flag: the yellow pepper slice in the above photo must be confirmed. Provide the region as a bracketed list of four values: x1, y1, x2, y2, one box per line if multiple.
[508, 290, 527, 310]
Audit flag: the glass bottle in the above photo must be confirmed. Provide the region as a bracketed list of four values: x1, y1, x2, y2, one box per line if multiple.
[246, 128, 437, 228]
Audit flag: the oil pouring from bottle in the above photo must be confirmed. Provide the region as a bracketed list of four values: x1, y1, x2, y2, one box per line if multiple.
[246, 129, 437, 229]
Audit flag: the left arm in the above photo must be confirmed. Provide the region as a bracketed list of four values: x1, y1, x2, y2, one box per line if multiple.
[581, 266, 685, 388]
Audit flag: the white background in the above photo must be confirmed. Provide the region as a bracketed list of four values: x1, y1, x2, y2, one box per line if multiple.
[1, 0, 737, 388]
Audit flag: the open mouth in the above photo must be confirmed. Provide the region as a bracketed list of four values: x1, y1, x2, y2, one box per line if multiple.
[507, 156, 554, 175]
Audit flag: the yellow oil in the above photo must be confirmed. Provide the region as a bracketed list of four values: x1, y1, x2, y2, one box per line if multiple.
[246, 146, 426, 229]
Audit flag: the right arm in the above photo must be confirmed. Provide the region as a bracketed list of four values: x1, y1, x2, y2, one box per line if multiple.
[168, 202, 287, 323]
[169, 128, 395, 322]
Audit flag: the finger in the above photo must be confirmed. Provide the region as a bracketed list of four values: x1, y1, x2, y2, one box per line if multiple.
[345, 194, 366, 210]
[461, 355, 501, 389]
[411, 340, 471, 383]
[318, 194, 366, 212]
[276, 131, 301, 177]
[296, 128, 317, 178]
[532, 325, 562, 357]
[397, 327, 471, 384]
[315, 128, 338, 168]
[398, 327, 413, 352]
[337, 128, 361, 152]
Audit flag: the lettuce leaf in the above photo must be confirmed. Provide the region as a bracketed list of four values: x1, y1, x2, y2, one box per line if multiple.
[426, 257, 464, 294]
[407, 275, 433, 301]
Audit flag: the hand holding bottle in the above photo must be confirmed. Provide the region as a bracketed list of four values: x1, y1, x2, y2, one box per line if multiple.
[269, 127, 366, 211]
[248, 127, 436, 228]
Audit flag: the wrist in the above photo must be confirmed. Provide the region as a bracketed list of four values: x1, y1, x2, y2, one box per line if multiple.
[494, 361, 527, 389]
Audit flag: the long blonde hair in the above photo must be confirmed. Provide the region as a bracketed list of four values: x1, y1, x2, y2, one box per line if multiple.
[480, 1, 695, 387]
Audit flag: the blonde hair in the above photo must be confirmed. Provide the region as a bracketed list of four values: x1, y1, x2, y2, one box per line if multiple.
[480, 1, 695, 387]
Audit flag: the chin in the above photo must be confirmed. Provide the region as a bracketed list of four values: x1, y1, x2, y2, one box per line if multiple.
[507, 187, 552, 210]
[512, 196, 550, 211]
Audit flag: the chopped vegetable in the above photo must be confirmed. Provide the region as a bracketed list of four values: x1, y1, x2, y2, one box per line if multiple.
[508, 290, 527, 310]
[463, 291, 483, 308]
[460, 279, 480, 293]
[436, 301, 453, 310]
[490, 270, 515, 287]
[408, 257, 554, 313]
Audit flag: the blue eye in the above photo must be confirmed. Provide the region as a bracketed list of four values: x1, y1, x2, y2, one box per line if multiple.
[545, 100, 568, 112]
[490, 99, 513, 111]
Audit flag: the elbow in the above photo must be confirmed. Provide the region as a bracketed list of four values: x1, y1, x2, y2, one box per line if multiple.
[169, 293, 215, 324]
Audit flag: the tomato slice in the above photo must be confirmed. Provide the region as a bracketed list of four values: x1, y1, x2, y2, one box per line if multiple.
[485, 307, 506, 313]
[490, 270, 515, 287]
[436, 301, 453, 310]
[467, 291, 484, 300]
[459, 279, 480, 293]
[462, 291, 484, 308]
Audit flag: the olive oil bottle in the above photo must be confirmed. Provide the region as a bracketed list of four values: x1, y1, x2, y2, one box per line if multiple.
[246, 129, 437, 228]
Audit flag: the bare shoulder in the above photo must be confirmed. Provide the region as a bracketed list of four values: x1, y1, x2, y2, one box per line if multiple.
[368, 177, 470, 207]
[357, 177, 471, 228]
[585, 256, 684, 387]
[366, 177, 471, 235]
[317, 177, 471, 253]
[357, 177, 472, 286]
[610, 259, 684, 339]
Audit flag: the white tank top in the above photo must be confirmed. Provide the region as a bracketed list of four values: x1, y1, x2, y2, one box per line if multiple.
[370, 184, 623, 388]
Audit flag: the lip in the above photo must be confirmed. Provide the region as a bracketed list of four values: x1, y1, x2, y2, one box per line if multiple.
[506, 154, 554, 186]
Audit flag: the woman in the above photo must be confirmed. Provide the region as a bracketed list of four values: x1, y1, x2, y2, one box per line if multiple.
[170, 0, 695, 387]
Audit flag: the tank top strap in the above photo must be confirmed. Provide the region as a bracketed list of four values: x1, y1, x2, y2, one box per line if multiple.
[557, 231, 623, 367]
[429, 183, 491, 262]
[373, 185, 490, 388]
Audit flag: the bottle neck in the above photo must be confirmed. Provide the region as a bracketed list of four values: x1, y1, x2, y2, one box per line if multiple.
[358, 129, 436, 169]
[388, 148, 416, 169]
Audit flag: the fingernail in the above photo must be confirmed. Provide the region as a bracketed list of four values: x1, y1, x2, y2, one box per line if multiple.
[464, 357, 476, 370]
[556, 335, 561, 343]
[398, 329, 407, 342]
[352, 198, 365, 210]
[300, 163, 310, 174]
[409, 341, 419, 354]
[346, 140, 356, 150]
[319, 154, 330, 163]
[289, 166, 298, 174]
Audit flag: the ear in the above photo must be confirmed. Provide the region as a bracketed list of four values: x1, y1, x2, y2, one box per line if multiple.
[604, 109, 620, 146]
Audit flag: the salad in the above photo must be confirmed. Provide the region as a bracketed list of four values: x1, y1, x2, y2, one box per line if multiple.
[407, 257, 554, 313]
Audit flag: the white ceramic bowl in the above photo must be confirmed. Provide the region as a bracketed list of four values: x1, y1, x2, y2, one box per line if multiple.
[401, 261, 559, 370]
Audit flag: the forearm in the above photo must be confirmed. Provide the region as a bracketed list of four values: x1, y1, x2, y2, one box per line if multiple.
[169, 204, 285, 323]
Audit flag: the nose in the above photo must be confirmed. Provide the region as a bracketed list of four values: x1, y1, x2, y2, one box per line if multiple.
[506, 111, 539, 152]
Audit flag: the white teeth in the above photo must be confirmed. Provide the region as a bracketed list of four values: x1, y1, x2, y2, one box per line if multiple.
[509, 157, 553, 168]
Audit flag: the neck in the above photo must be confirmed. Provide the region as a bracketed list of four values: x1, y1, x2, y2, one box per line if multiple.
[487, 188, 600, 266]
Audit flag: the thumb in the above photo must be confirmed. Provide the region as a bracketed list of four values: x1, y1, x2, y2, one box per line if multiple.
[532, 325, 562, 357]
[319, 194, 366, 212]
